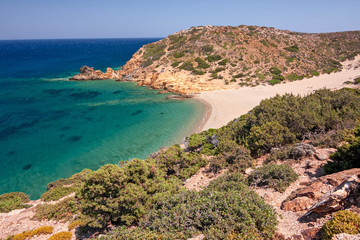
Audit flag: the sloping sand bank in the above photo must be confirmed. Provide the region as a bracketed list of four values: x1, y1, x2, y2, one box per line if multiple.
[198, 55, 360, 131]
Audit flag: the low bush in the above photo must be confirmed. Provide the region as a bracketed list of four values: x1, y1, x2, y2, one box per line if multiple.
[12, 226, 53, 240]
[310, 70, 320, 76]
[210, 141, 253, 173]
[324, 124, 360, 174]
[284, 44, 299, 53]
[269, 67, 282, 75]
[201, 45, 213, 53]
[266, 147, 290, 162]
[0, 192, 30, 213]
[206, 55, 222, 62]
[171, 61, 181, 67]
[218, 59, 229, 66]
[41, 186, 76, 202]
[287, 73, 299, 81]
[269, 79, 282, 85]
[46, 169, 92, 190]
[354, 76, 360, 84]
[192, 69, 205, 75]
[68, 220, 83, 231]
[48, 231, 72, 240]
[248, 164, 298, 192]
[79, 160, 183, 228]
[321, 210, 360, 240]
[173, 51, 185, 58]
[194, 57, 210, 69]
[141, 59, 153, 67]
[179, 61, 195, 71]
[148, 144, 208, 180]
[138, 178, 277, 239]
[34, 197, 79, 221]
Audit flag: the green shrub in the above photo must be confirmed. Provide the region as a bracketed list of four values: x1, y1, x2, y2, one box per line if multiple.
[248, 164, 298, 192]
[12, 226, 53, 240]
[321, 210, 360, 240]
[206, 55, 222, 62]
[324, 124, 360, 174]
[214, 67, 225, 72]
[68, 220, 83, 231]
[148, 145, 208, 180]
[195, 57, 210, 69]
[46, 169, 92, 190]
[210, 141, 253, 173]
[354, 76, 360, 84]
[192, 69, 205, 75]
[143, 44, 166, 60]
[0, 192, 30, 213]
[79, 161, 182, 228]
[41, 186, 76, 202]
[284, 44, 299, 53]
[269, 67, 282, 75]
[137, 178, 277, 239]
[310, 70, 320, 76]
[179, 61, 195, 71]
[171, 61, 181, 67]
[234, 73, 244, 78]
[287, 73, 299, 81]
[103, 226, 184, 240]
[201, 45, 213, 53]
[48, 231, 72, 240]
[173, 51, 185, 58]
[218, 59, 229, 66]
[141, 59, 153, 67]
[34, 197, 79, 221]
[266, 147, 290, 162]
[247, 121, 296, 156]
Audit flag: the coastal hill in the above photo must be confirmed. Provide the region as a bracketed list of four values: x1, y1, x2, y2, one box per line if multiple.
[71, 25, 360, 94]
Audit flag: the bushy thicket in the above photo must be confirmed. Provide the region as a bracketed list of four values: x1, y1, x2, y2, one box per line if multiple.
[247, 164, 298, 192]
[147, 144, 207, 180]
[324, 124, 360, 174]
[0, 192, 30, 213]
[79, 160, 183, 228]
[106, 173, 277, 240]
[211, 88, 360, 157]
[321, 210, 360, 240]
[34, 197, 79, 221]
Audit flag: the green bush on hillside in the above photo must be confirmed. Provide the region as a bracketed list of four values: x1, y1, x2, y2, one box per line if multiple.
[173, 51, 185, 58]
[79, 160, 183, 228]
[248, 164, 298, 192]
[41, 186, 76, 202]
[135, 174, 277, 239]
[324, 124, 360, 174]
[283, 44, 299, 53]
[321, 210, 360, 240]
[179, 61, 195, 71]
[195, 57, 210, 69]
[34, 197, 79, 221]
[0, 192, 31, 213]
[201, 45, 213, 53]
[206, 55, 222, 62]
[147, 144, 208, 180]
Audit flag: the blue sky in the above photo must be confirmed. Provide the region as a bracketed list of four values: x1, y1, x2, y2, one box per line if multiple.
[1, 0, 359, 40]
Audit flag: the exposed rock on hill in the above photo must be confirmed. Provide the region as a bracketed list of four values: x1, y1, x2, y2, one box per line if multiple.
[70, 25, 360, 94]
[69, 66, 120, 80]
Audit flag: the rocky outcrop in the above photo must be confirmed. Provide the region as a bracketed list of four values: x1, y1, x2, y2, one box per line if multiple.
[281, 169, 360, 214]
[69, 66, 121, 81]
[332, 233, 360, 240]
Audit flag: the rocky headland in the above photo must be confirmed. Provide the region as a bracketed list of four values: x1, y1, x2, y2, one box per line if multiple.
[70, 25, 360, 95]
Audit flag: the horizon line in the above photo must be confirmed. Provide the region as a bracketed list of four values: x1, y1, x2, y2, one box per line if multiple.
[0, 37, 165, 41]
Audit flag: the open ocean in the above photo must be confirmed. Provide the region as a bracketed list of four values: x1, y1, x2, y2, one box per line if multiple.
[0, 38, 204, 199]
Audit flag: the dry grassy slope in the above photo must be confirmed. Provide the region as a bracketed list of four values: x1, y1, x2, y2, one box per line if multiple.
[118, 25, 360, 94]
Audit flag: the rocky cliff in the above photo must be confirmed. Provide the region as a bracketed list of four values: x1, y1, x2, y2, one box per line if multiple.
[71, 25, 360, 94]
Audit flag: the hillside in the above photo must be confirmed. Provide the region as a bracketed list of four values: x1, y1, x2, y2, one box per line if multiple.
[110, 25, 360, 94]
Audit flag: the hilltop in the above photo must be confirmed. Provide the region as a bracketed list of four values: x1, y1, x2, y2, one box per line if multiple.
[71, 25, 360, 94]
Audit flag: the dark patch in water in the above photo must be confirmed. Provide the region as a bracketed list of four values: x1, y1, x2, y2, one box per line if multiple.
[113, 90, 124, 94]
[0, 118, 40, 141]
[160, 112, 164, 115]
[131, 110, 143, 116]
[68, 136, 81, 142]
[22, 164, 32, 170]
[42, 88, 77, 96]
[61, 126, 71, 131]
[7, 150, 16, 155]
[59, 134, 64, 138]
[86, 117, 93, 121]
[69, 91, 101, 100]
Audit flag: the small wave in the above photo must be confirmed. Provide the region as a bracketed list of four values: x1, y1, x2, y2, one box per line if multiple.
[41, 77, 70, 81]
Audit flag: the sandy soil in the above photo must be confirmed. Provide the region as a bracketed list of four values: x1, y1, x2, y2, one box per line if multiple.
[198, 55, 360, 131]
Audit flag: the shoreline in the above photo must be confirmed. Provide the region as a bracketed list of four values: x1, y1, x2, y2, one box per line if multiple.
[196, 55, 360, 132]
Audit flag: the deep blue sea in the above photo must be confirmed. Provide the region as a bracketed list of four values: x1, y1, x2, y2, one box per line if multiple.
[0, 39, 204, 199]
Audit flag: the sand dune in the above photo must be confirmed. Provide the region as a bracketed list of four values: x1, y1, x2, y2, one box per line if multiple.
[198, 55, 360, 131]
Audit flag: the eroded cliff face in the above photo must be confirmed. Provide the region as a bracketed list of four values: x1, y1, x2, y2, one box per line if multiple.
[70, 66, 121, 81]
[70, 25, 360, 95]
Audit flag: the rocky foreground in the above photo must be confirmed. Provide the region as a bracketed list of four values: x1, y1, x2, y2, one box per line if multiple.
[70, 25, 360, 94]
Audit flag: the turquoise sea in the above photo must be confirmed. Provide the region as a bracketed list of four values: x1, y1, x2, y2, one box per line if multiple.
[0, 39, 204, 199]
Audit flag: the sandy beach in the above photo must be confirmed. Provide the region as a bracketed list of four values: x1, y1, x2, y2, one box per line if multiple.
[198, 55, 360, 131]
